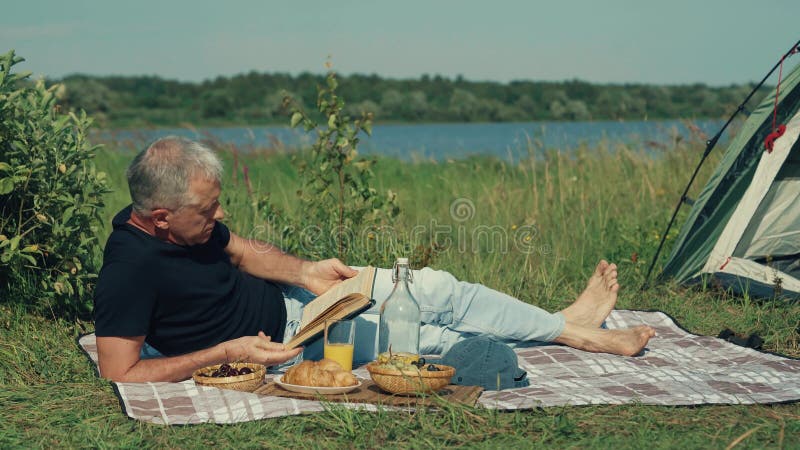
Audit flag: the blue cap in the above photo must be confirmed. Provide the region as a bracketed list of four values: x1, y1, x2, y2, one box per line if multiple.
[436, 337, 529, 391]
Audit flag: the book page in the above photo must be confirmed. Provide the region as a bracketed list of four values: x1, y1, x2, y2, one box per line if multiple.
[299, 266, 376, 328]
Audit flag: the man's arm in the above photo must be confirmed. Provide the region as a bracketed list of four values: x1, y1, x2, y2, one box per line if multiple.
[224, 231, 357, 295]
[97, 333, 303, 383]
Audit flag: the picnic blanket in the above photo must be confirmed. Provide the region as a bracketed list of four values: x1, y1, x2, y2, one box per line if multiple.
[78, 310, 800, 425]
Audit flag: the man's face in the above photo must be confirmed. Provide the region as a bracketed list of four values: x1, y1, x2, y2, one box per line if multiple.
[165, 176, 224, 246]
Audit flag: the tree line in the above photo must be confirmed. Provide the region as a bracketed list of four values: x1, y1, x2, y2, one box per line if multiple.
[55, 71, 768, 128]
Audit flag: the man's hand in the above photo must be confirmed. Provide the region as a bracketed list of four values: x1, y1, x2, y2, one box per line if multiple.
[300, 258, 359, 295]
[223, 332, 303, 366]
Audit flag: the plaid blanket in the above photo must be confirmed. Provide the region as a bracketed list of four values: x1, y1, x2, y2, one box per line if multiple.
[78, 310, 800, 425]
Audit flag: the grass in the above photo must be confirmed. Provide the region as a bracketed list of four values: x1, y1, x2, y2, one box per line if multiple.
[1, 133, 799, 449]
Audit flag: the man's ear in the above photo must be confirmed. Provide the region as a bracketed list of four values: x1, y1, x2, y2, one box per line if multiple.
[151, 208, 170, 230]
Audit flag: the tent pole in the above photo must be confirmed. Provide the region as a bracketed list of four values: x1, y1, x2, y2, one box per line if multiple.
[641, 38, 800, 290]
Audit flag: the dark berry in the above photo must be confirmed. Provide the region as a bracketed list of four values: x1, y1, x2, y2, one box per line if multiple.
[426, 364, 440, 371]
[239, 367, 253, 375]
[228, 368, 239, 376]
[211, 370, 222, 377]
[219, 363, 232, 372]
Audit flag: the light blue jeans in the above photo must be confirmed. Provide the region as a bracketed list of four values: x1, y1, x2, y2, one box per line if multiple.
[141, 266, 566, 364]
[283, 266, 566, 365]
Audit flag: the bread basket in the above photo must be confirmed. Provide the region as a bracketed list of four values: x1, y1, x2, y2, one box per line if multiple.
[366, 362, 455, 395]
[192, 362, 266, 392]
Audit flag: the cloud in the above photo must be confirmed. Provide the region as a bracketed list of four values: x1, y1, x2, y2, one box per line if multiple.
[0, 23, 78, 40]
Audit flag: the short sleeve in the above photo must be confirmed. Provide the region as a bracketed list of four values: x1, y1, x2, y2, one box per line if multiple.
[93, 258, 157, 337]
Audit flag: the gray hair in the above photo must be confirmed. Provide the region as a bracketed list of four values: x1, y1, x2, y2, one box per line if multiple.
[126, 136, 223, 216]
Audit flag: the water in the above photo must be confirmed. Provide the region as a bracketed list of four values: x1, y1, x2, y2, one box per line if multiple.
[101, 119, 728, 162]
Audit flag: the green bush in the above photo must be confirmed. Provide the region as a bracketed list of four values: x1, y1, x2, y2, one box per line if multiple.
[0, 50, 110, 316]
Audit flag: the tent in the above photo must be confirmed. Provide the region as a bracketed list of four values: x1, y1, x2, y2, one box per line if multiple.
[657, 60, 800, 300]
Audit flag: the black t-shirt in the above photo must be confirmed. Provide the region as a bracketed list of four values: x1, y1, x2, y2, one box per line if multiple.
[93, 206, 287, 356]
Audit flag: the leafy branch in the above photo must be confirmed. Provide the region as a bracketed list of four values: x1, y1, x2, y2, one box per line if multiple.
[285, 71, 399, 263]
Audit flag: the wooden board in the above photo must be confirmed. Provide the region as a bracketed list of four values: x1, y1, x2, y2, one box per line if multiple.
[254, 380, 483, 407]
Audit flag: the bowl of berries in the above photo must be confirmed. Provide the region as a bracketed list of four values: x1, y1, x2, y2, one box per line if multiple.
[192, 362, 266, 392]
[366, 352, 455, 395]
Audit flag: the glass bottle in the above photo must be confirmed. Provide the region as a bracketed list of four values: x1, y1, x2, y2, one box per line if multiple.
[378, 258, 421, 357]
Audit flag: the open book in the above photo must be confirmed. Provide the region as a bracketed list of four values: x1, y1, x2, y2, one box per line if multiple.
[284, 266, 377, 349]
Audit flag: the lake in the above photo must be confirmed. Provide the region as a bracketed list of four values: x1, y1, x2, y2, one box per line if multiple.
[103, 119, 729, 162]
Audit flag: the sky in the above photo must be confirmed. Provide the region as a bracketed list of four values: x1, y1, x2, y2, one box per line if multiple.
[2, 0, 799, 86]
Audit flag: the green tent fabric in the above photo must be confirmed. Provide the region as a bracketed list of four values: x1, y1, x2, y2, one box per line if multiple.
[659, 61, 800, 298]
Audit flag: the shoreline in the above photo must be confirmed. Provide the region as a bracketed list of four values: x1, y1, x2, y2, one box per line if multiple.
[91, 116, 725, 132]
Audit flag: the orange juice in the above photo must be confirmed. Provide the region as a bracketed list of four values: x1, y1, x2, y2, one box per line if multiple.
[324, 343, 354, 372]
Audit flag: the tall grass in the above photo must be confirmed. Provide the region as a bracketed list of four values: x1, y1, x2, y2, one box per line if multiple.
[91, 133, 797, 353]
[3, 136, 797, 448]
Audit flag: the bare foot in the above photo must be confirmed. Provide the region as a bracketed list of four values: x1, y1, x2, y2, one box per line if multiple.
[555, 323, 656, 356]
[560, 260, 619, 327]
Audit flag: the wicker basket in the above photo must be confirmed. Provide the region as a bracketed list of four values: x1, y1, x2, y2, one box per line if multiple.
[192, 363, 266, 392]
[366, 362, 455, 395]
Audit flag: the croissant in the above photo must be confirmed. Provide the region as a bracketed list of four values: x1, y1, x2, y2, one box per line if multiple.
[284, 360, 315, 386]
[316, 358, 344, 373]
[332, 370, 357, 387]
[282, 358, 358, 387]
[309, 367, 336, 387]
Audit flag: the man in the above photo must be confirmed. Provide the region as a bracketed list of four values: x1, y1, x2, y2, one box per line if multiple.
[94, 137, 655, 383]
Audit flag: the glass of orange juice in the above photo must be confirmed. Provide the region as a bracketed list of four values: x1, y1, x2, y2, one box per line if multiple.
[324, 319, 355, 372]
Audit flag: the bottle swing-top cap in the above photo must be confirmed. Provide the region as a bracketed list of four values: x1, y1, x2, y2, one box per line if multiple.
[392, 257, 412, 283]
